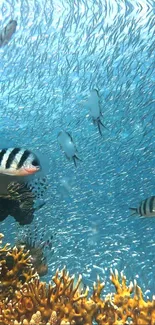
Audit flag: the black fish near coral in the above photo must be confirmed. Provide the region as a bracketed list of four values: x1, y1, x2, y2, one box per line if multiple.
[130, 196, 155, 217]
[0, 20, 17, 47]
[0, 147, 41, 176]
[0, 181, 45, 225]
[16, 225, 55, 276]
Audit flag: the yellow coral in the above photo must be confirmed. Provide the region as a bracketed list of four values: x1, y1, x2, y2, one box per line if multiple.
[0, 239, 37, 300]
[93, 269, 155, 325]
[0, 234, 155, 325]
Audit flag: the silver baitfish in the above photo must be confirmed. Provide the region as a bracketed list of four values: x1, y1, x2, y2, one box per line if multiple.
[130, 196, 155, 217]
[57, 131, 82, 167]
[0, 20, 17, 47]
[0, 148, 41, 176]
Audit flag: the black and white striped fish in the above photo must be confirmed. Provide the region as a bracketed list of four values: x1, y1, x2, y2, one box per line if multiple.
[0, 20, 17, 47]
[0, 148, 41, 176]
[130, 196, 155, 217]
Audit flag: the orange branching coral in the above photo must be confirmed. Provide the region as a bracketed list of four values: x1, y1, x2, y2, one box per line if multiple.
[93, 269, 155, 325]
[1, 234, 155, 325]
[0, 234, 38, 300]
[14, 268, 97, 324]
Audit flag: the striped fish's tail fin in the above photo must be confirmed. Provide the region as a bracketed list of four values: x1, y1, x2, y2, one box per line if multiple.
[97, 118, 109, 136]
[129, 207, 138, 216]
[73, 154, 82, 167]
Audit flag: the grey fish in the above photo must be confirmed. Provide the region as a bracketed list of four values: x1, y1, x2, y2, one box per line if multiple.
[0, 20, 17, 47]
[58, 131, 82, 167]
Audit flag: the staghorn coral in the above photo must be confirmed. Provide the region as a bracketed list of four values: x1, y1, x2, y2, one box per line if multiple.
[92, 269, 155, 325]
[13, 269, 96, 324]
[0, 234, 155, 325]
[0, 234, 38, 301]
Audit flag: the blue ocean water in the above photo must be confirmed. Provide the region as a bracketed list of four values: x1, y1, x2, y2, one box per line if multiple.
[0, 0, 155, 298]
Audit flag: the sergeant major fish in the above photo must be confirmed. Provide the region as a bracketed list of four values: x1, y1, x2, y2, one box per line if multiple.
[0, 148, 41, 176]
[57, 131, 82, 167]
[0, 20, 17, 47]
[130, 196, 155, 217]
[87, 89, 108, 136]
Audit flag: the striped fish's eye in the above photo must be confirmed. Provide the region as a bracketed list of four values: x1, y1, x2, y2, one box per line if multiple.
[32, 158, 40, 167]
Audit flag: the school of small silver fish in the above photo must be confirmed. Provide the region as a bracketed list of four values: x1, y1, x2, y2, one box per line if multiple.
[0, 3, 154, 234]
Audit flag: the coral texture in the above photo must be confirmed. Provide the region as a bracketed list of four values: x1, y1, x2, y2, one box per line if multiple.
[0, 233, 37, 300]
[0, 233, 155, 325]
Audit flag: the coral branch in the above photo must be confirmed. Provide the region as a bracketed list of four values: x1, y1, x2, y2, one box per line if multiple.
[0, 234, 155, 325]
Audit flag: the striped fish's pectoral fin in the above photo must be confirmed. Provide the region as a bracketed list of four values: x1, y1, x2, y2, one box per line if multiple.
[129, 207, 138, 216]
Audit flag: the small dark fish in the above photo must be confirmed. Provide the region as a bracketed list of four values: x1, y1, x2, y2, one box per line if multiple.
[0, 20, 17, 47]
[16, 225, 55, 276]
[0, 148, 41, 176]
[58, 131, 82, 167]
[130, 196, 155, 217]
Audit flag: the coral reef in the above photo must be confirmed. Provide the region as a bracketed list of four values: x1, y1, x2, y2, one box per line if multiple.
[0, 233, 37, 300]
[0, 233, 155, 325]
